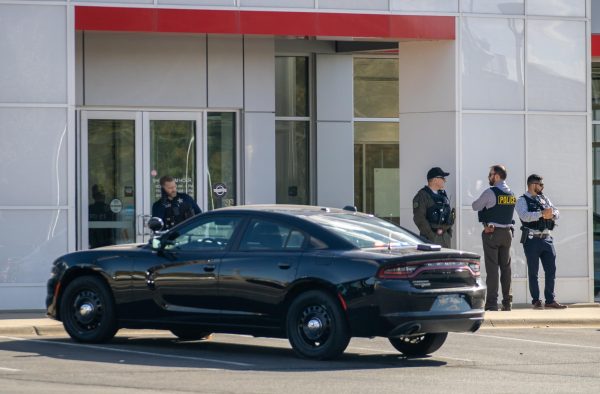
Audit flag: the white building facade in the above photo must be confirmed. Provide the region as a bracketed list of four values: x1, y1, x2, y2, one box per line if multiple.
[0, 0, 595, 309]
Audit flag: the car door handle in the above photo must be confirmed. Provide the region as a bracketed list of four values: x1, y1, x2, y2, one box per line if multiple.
[203, 264, 216, 272]
[278, 263, 292, 270]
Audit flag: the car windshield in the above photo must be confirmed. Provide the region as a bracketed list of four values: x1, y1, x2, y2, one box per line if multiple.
[304, 213, 421, 249]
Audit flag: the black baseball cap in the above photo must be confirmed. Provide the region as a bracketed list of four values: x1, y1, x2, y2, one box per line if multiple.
[427, 167, 450, 180]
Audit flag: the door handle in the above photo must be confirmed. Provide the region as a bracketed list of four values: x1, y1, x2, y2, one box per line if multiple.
[203, 264, 216, 272]
[278, 263, 291, 270]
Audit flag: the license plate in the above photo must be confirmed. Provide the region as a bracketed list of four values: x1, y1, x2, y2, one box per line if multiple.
[430, 294, 470, 312]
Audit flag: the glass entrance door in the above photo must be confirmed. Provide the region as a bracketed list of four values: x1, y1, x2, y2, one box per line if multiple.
[80, 111, 203, 249]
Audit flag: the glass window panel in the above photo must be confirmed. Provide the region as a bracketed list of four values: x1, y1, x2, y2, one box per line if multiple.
[150, 120, 197, 201]
[170, 216, 241, 251]
[88, 119, 136, 248]
[461, 17, 524, 110]
[527, 0, 586, 17]
[275, 57, 309, 117]
[207, 112, 237, 210]
[461, 0, 524, 14]
[0, 108, 67, 206]
[353, 121, 399, 223]
[239, 219, 302, 251]
[354, 122, 399, 143]
[276, 121, 310, 205]
[593, 65, 600, 121]
[594, 124, 600, 142]
[0, 209, 67, 284]
[354, 58, 399, 118]
[527, 20, 586, 112]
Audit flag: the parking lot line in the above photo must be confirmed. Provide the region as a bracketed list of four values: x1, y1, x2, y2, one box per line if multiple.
[463, 333, 600, 350]
[0, 366, 20, 372]
[0, 336, 253, 367]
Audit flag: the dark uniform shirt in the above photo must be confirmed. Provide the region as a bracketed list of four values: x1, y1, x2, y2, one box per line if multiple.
[151, 191, 201, 229]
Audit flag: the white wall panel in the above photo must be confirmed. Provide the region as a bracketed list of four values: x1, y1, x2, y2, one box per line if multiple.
[0, 108, 67, 206]
[316, 54, 353, 122]
[399, 112, 456, 210]
[527, 115, 587, 206]
[241, 0, 314, 8]
[244, 38, 275, 113]
[244, 112, 276, 204]
[208, 36, 243, 109]
[85, 33, 207, 108]
[461, 114, 525, 206]
[545, 210, 588, 278]
[461, 0, 524, 14]
[0, 286, 46, 310]
[553, 278, 592, 303]
[390, 0, 458, 12]
[159, 0, 234, 5]
[316, 122, 354, 208]
[399, 40, 455, 114]
[319, 0, 388, 10]
[527, 0, 586, 17]
[527, 20, 586, 112]
[75, 32, 83, 106]
[0, 210, 68, 284]
[0, 4, 67, 103]
[461, 17, 524, 110]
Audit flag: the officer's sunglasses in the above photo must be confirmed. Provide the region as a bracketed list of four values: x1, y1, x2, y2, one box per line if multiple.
[531, 182, 544, 187]
[435, 176, 446, 181]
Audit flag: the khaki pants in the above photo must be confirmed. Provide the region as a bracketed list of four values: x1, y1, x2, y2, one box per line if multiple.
[482, 227, 512, 309]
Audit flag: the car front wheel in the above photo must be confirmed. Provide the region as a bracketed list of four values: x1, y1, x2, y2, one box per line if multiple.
[388, 333, 448, 356]
[60, 276, 117, 343]
[286, 290, 350, 360]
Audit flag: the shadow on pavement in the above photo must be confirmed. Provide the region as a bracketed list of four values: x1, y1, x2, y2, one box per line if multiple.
[0, 335, 447, 372]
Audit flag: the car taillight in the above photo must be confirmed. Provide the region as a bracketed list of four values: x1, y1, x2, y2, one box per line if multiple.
[377, 265, 418, 279]
[378, 260, 481, 279]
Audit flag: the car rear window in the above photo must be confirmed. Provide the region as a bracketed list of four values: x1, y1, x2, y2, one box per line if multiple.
[303, 213, 421, 249]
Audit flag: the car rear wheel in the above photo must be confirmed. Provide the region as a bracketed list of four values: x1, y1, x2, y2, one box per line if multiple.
[60, 276, 117, 343]
[286, 290, 350, 360]
[388, 333, 448, 357]
[170, 329, 213, 341]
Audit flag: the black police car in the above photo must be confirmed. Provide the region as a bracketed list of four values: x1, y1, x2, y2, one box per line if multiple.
[46, 205, 485, 360]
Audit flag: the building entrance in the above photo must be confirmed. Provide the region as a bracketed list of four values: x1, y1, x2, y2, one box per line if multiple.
[79, 110, 237, 250]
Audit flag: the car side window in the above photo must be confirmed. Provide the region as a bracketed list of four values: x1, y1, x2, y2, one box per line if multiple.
[168, 217, 241, 251]
[239, 219, 306, 251]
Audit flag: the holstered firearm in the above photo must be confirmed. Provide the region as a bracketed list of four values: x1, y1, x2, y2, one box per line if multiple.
[519, 226, 529, 244]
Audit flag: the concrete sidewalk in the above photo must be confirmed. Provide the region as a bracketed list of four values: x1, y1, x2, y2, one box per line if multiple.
[0, 304, 599, 336]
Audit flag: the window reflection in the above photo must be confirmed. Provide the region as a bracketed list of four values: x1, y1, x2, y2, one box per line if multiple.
[353, 58, 398, 118]
[207, 112, 236, 210]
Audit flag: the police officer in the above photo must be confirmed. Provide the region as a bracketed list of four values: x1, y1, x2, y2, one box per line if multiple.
[516, 174, 567, 310]
[412, 167, 455, 248]
[472, 165, 516, 311]
[151, 175, 201, 230]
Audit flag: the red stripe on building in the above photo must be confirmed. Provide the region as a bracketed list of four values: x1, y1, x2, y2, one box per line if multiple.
[593, 34, 600, 57]
[75, 6, 455, 40]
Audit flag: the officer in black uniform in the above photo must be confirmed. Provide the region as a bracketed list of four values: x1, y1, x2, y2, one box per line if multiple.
[412, 167, 455, 248]
[472, 165, 516, 311]
[151, 175, 201, 230]
[516, 174, 567, 309]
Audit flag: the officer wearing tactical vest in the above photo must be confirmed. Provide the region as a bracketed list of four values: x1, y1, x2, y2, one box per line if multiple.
[472, 165, 516, 312]
[412, 167, 455, 248]
[516, 174, 567, 310]
[152, 175, 201, 230]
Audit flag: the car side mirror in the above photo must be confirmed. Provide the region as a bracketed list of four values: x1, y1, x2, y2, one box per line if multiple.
[148, 217, 164, 232]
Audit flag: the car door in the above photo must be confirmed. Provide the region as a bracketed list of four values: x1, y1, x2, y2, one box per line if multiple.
[139, 215, 243, 323]
[218, 218, 306, 326]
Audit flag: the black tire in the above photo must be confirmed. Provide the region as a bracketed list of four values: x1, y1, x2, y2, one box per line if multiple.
[60, 276, 117, 343]
[388, 333, 448, 357]
[286, 290, 350, 360]
[170, 329, 212, 341]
